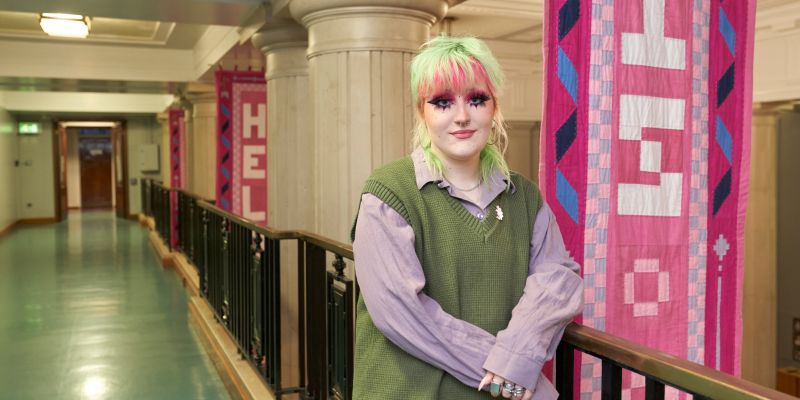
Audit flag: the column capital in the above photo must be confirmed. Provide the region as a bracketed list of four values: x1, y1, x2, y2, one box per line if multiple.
[752, 101, 795, 117]
[184, 91, 217, 105]
[289, 0, 448, 58]
[251, 18, 308, 54]
[289, 0, 447, 22]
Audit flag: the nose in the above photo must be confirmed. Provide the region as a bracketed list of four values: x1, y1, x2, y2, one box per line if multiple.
[454, 99, 470, 126]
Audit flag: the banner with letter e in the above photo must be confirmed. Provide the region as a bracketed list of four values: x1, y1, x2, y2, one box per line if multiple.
[215, 69, 268, 225]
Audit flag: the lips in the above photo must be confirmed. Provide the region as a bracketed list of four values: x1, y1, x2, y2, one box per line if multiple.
[451, 129, 476, 139]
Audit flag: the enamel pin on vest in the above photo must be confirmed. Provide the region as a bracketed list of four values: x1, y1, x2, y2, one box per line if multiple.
[496, 205, 504, 221]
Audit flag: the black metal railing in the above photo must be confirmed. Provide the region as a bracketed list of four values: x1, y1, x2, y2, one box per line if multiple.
[143, 178, 792, 400]
[151, 181, 171, 250]
[141, 179, 152, 218]
[195, 200, 356, 398]
[555, 324, 794, 400]
[175, 190, 211, 270]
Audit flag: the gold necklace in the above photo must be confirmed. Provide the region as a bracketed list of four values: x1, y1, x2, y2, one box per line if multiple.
[449, 179, 482, 192]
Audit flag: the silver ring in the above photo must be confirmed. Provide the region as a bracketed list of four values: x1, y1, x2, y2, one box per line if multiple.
[503, 382, 515, 392]
[512, 385, 525, 397]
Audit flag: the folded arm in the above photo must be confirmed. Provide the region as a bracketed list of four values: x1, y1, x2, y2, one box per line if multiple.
[353, 193, 496, 387]
[483, 203, 585, 391]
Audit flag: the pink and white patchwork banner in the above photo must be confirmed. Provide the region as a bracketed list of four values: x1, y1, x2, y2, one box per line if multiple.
[231, 81, 268, 225]
[540, 0, 755, 398]
[169, 108, 186, 248]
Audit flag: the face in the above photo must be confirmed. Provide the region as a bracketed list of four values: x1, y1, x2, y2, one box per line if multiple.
[421, 81, 495, 168]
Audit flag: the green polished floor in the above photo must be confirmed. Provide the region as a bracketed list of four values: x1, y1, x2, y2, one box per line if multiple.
[0, 211, 230, 400]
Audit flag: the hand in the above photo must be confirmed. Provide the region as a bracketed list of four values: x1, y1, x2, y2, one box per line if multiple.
[478, 371, 533, 399]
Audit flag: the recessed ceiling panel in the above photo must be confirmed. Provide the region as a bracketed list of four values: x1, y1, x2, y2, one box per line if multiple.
[0, 11, 178, 45]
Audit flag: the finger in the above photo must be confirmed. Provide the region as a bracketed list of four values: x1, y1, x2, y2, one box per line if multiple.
[479, 372, 493, 392]
[521, 389, 534, 400]
[511, 384, 526, 399]
[501, 380, 513, 398]
[489, 375, 504, 397]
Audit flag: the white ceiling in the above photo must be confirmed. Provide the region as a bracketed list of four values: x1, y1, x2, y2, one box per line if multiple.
[0, 0, 795, 103]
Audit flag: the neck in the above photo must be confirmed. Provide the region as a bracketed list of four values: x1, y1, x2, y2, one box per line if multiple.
[439, 154, 481, 189]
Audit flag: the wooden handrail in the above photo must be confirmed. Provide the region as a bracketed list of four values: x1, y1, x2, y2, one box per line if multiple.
[149, 179, 792, 400]
[196, 199, 354, 260]
[563, 323, 795, 400]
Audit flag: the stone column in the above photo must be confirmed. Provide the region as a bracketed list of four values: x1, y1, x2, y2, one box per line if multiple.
[252, 19, 313, 233]
[251, 18, 310, 391]
[290, 0, 448, 241]
[184, 92, 217, 200]
[742, 105, 780, 388]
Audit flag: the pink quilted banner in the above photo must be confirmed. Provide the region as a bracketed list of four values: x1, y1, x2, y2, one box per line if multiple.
[540, 0, 755, 398]
[169, 108, 186, 249]
[215, 69, 266, 215]
[231, 81, 268, 225]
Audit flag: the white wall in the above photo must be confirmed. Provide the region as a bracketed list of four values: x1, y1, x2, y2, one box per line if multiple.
[0, 107, 17, 230]
[127, 116, 162, 215]
[16, 120, 55, 219]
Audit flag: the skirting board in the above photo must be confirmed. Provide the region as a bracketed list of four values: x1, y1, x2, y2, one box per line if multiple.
[173, 252, 200, 297]
[189, 296, 275, 400]
[18, 217, 58, 224]
[0, 221, 17, 240]
[148, 230, 175, 268]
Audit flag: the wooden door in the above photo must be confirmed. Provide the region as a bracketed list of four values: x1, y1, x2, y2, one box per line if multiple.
[79, 137, 113, 209]
[53, 123, 68, 221]
[113, 123, 129, 218]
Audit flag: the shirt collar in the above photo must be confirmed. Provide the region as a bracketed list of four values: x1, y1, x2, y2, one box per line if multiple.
[411, 147, 516, 193]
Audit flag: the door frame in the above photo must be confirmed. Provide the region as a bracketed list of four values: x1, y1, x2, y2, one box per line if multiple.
[54, 118, 128, 218]
[52, 122, 67, 222]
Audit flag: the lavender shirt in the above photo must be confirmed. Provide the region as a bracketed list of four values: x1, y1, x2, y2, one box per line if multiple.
[353, 149, 583, 396]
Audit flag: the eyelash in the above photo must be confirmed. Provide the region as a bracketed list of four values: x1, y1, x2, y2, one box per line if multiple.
[427, 93, 490, 110]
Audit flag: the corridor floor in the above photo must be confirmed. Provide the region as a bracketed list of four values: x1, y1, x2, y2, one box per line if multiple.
[0, 211, 230, 400]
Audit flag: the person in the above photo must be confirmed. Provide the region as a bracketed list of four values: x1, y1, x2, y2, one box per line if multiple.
[351, 35, 584, 399]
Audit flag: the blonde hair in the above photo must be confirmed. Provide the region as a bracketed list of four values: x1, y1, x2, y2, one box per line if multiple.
[410, 35, 510, 183]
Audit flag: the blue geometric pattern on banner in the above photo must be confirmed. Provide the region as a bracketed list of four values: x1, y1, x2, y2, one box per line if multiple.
[558, 46, 579, 104]
[556, 111, 578, 162]
[221, 135, 230, 149]
[221, 166, 230, 180]
[715, 116, 733, 164]
[717, 63, 734, 107]
[220, 198, 230, 210]
[558, 0, 580, 40]
[713, 168, 732, 215]
[719, 8, 736, 56]
[557, 168, 579, 223]
[221, 103, 231, 118]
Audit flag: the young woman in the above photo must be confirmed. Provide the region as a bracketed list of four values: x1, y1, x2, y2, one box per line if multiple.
[352, 35, 584, 399]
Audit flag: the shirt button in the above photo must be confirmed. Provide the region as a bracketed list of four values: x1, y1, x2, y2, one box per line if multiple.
[477, 213, 484, 220]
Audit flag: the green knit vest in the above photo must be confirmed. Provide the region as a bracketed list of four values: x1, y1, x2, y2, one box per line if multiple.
[351, 157, 542, 399]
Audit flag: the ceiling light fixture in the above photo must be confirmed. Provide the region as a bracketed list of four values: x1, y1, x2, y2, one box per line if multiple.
[39, 13, 91, 38]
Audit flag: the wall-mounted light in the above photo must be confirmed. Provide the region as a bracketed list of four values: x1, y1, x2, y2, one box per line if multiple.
[39, 13, 91, 38]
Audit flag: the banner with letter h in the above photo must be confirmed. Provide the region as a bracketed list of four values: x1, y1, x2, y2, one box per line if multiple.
[215, 69, 268, 225]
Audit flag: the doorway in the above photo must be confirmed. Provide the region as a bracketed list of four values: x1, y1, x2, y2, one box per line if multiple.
[79, 135, 113, 209]
[56, 121, 128, 217]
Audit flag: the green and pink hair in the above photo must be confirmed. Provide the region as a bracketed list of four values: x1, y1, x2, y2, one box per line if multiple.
[410, 35, 510, 184]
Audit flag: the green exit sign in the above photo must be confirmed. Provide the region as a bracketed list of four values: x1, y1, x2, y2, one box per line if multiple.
[18, 122, 41, 135]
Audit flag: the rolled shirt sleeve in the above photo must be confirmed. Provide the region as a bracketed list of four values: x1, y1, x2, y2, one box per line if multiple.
[353, 193, 496, 387]
[483, 203, 584, 391]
